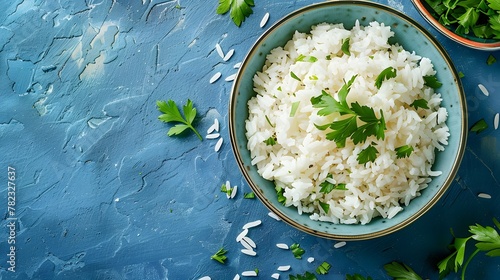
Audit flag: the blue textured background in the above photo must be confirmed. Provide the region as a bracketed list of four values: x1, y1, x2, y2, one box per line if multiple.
[1, 0, 499, 279]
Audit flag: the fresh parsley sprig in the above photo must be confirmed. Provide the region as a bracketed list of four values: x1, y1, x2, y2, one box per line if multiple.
[311, 75, 386, 151]
[157, 99, 202, 140]
[216, 0, 255, 27]
[437, 218, 500, 280]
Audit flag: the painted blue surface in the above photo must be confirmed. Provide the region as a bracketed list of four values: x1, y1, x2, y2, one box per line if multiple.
[0, 0, 499, 279]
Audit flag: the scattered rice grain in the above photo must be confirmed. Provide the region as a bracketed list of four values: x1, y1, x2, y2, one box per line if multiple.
[241, 249, 257, 256]
[209, 72, 221, 84]
[243, 220, 262, 229]
[223, 49, 235, 61]
[215, 137, 223, 152]
[260, 12, 270, 28]
[225, 73, 237, 82]
[207, 119, 219, 134]
[334, 241, 347, 249]
[277, 265, 290, 272]
[307, 257, 315, 263]
[276, 243, 289, 250]
[215, 43, 224, 58]
[268, 212, 281, 221]
[478, 83, 489, 96]
[240, 238, 254, 251]
[242, 236, 256, 248]
[271, 273, 280, 279]
[478, 193, 492, 199]
[230, 185, 238, 199]
[241, 270, 258, 276]
[233, 274, 240, 280]
[206, 133, 220, 139]
[214, 118, 219, 132]
[236, 228, 249, 242]
[494, 113, 499, 130]
[199, 277, 211, 280]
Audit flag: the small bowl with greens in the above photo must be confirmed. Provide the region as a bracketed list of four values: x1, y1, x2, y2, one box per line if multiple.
[411, 0, 500, 50]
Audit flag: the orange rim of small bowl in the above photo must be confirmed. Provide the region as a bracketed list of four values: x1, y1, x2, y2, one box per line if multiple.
[411, 0, 500, 50]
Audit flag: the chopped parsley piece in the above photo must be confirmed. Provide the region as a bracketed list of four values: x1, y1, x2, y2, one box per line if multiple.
[395, 145, 414, 159]
[375, 66, 397, 89]
[210, 248, 228, 264]
[458, 71, 465, 78]
[319, 174, 347, 193]
[346, 274, 373, 280]
[157, 99, 202, 140]
[326, 55, 332, 60]
[216, 0, 255, 27]
[487, 54, 497, 65]
[244, 192, 255, 199]
[289, 271, 317, 280]
[263, 136, 277, 146]
[265, 115, 275, 127]
[276, 185, 286, 205]
[423, 75, 443, 89]
[409, 98, 430, 110]
[290, 101, 300, 117]
[296, 54, 318, 62]
[277, 86, 282, 91]
[318, 201, 330, 214]
[470, 118, 488, 134]
[357, 144, 378, 164]
[341, 37, 351, 55]
[309, 75, 319, 81]
[316, 261, 332, 275]
[220, 183, 232, 196]
[291, 71, 302, 81]
[383, 262, 422, 280]
[290, 243, 305, 259]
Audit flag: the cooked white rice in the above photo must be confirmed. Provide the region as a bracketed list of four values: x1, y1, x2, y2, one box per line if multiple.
[245, 21, 450, 225]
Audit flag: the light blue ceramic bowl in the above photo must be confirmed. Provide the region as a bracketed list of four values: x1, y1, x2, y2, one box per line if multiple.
[229, 0, 467, 240]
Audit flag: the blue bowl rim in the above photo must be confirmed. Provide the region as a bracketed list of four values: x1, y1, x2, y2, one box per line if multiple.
[229, 0, 468, 240]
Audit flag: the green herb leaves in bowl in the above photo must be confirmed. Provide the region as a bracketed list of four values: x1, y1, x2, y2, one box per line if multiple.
[412, 0, 500, 50]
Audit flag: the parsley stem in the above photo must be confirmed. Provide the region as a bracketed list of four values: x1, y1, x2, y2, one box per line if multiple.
[461, 248, 480, 280]
[191, 125, 202, 140]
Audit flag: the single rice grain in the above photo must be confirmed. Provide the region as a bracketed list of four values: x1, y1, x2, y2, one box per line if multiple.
[478, 83, 489, 96]
[215, 137, 223, 152]
[215, 43, 224, 58]
[478, 193, 492, 199]
[494, 113, 499, 130]
[241, 270, 258, 276]
[223, 49, 235, 61]
[276, 243, 289, 249]
[241, 249, 257, 256]
[277, 265, 291, 272]
[334, 241, 347, 249]
[209, 72, 221, 84]
[225, 73, 237, 81]
[260, 12, 270, 28]
[243, 220, 262, 229]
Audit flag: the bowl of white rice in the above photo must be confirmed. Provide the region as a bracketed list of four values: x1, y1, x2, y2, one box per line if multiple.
[229, 0, 467, 240]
